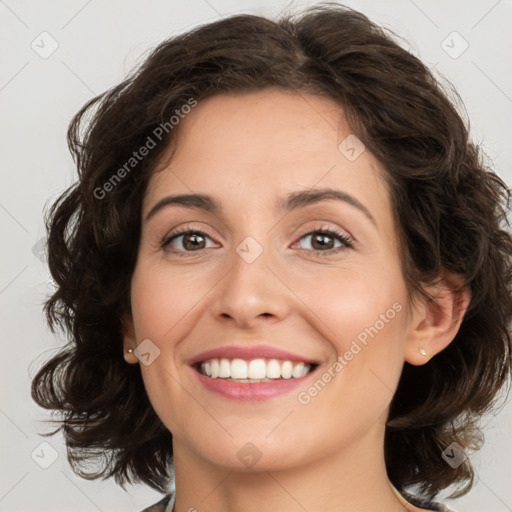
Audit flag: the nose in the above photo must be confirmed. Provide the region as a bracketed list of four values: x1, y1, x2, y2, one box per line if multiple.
[210, 241, 291, 329]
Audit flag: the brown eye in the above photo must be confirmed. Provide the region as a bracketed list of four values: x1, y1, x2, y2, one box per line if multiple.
[305, 233, 337, 250]
[161, 229, 216, 253]
[181, 232, 207, 250]
[296, 228, 352, 253]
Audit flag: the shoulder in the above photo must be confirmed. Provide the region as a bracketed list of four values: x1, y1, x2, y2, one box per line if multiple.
[402, 490, 457, 511]
[140, 493, 173, 512]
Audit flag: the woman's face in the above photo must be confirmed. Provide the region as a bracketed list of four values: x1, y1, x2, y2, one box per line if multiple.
[124, 88, 418, 472]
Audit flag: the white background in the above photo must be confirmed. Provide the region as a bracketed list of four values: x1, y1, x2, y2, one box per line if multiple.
[1, 0, 511, 511]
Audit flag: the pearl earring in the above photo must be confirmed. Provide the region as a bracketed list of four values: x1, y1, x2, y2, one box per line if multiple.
[419, 347, 428, 356]
[127, 348, 134, 354]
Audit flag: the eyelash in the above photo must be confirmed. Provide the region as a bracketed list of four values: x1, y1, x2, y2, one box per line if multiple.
[160, 224, 353, 257]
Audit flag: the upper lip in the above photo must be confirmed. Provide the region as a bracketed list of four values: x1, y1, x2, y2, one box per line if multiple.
[187, 344, 320, 366]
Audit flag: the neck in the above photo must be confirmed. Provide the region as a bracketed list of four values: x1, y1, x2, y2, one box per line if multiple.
[171, 419, 416, 512]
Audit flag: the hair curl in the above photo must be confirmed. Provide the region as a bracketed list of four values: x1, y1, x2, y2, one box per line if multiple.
[31, 2, 512, 500]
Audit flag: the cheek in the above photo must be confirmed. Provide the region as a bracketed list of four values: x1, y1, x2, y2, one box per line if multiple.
[130, 262, 209, 341]
[129, 264, 193, 428]
[292, 266, 407, 348]
[128, 263, 217, 417]
[291, 266, 408, 400]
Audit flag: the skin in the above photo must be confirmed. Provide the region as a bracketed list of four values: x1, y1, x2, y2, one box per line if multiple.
[123, 88, 470, 512]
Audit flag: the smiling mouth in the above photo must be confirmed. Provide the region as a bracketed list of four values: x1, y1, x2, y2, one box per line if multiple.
[193, 357, 319, 383]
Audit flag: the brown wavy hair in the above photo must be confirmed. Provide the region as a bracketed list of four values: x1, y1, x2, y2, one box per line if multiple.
[31, 2, 512, 501]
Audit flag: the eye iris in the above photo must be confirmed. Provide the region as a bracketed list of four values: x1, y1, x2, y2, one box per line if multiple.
[183, 233, 206, 250]
[311, 233, 335, 250]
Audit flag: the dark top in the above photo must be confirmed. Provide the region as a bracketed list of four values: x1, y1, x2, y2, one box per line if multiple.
[140, 490, 456, 511]
[140, 493, 172, 512]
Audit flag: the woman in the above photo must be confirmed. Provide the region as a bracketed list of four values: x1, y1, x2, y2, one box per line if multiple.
[31, 4, 512, 512]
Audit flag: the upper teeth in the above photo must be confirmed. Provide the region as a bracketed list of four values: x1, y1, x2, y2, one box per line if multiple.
[200, 358, 312, 379]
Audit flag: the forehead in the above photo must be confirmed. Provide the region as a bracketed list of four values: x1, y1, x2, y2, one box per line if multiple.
[143, 88, 390, 225]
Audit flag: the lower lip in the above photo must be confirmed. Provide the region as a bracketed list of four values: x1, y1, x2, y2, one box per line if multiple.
[191, 366, 319, 401]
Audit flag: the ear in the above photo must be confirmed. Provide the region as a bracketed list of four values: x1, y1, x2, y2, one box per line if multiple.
[405, 273, 471, 365]
[121, 314, 139, 365]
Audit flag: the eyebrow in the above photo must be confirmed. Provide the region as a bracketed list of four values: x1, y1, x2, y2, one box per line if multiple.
[145, 188, 377, 227]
